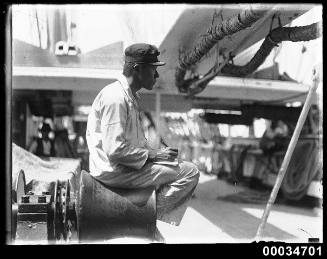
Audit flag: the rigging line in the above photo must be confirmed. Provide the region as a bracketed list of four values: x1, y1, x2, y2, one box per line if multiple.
[271, 14, 283, 63]
[16, 10, 48, 24]
[202, 52, 232, 78]
[35, 9, 42, 48]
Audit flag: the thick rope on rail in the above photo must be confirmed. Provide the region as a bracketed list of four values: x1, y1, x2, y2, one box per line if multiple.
[221, 22, 322, 77]
[180, 21, 322, 96]
[179, 7, 267, 69]
[176, 6, 268, 92]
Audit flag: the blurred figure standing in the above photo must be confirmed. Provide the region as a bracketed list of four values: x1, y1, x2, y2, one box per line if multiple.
[28, 122, 56, 158]
[53, 117, 77, 158]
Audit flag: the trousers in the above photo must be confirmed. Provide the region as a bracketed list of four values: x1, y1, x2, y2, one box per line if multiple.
[95, 160, 200, 226]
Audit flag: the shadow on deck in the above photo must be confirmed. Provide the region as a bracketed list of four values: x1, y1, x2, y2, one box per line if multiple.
[187, 176, 319, 241]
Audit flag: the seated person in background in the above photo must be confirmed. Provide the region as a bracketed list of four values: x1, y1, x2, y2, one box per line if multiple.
[307, 104, 320, 135]
[259, 120, 288, 155]
[28, 122, 56, 158]
[251, 120, 289, 188]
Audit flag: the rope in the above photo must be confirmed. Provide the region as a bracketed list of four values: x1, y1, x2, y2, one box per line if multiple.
[176, 6, 267, 90]
[220, 22, 321, 77]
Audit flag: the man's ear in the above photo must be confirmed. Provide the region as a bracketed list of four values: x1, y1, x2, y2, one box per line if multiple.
[133, 64, 140, 71]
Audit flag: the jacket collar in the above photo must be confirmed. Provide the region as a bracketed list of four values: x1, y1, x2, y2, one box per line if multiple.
[117, 74, 141, 107]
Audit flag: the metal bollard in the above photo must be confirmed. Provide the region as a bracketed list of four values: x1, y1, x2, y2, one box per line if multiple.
[76, 171, 156, 243]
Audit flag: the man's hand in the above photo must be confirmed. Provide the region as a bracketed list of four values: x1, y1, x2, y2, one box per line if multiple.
[148, 147, 178, 162]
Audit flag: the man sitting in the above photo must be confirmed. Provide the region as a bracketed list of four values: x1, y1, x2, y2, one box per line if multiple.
[86, 43, 200, 229]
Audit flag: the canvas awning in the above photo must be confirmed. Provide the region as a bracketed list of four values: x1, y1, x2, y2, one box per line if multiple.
[12, 4, 319, 112]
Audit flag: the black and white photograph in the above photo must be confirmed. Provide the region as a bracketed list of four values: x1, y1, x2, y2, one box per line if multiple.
[6, 3, 323, 247]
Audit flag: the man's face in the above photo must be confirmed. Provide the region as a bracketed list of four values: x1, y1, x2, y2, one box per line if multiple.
[41, 131, 50, 140]
[136, 64, 159, 90]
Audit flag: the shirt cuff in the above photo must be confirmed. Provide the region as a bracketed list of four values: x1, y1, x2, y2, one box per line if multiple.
[137, 148, 149, 169]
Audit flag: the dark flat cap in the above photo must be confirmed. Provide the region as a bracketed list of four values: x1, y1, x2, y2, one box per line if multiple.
[124, 43, 165, 66]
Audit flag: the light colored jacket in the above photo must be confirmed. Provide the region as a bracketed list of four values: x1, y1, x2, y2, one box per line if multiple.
[86, 75, 149, 177]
